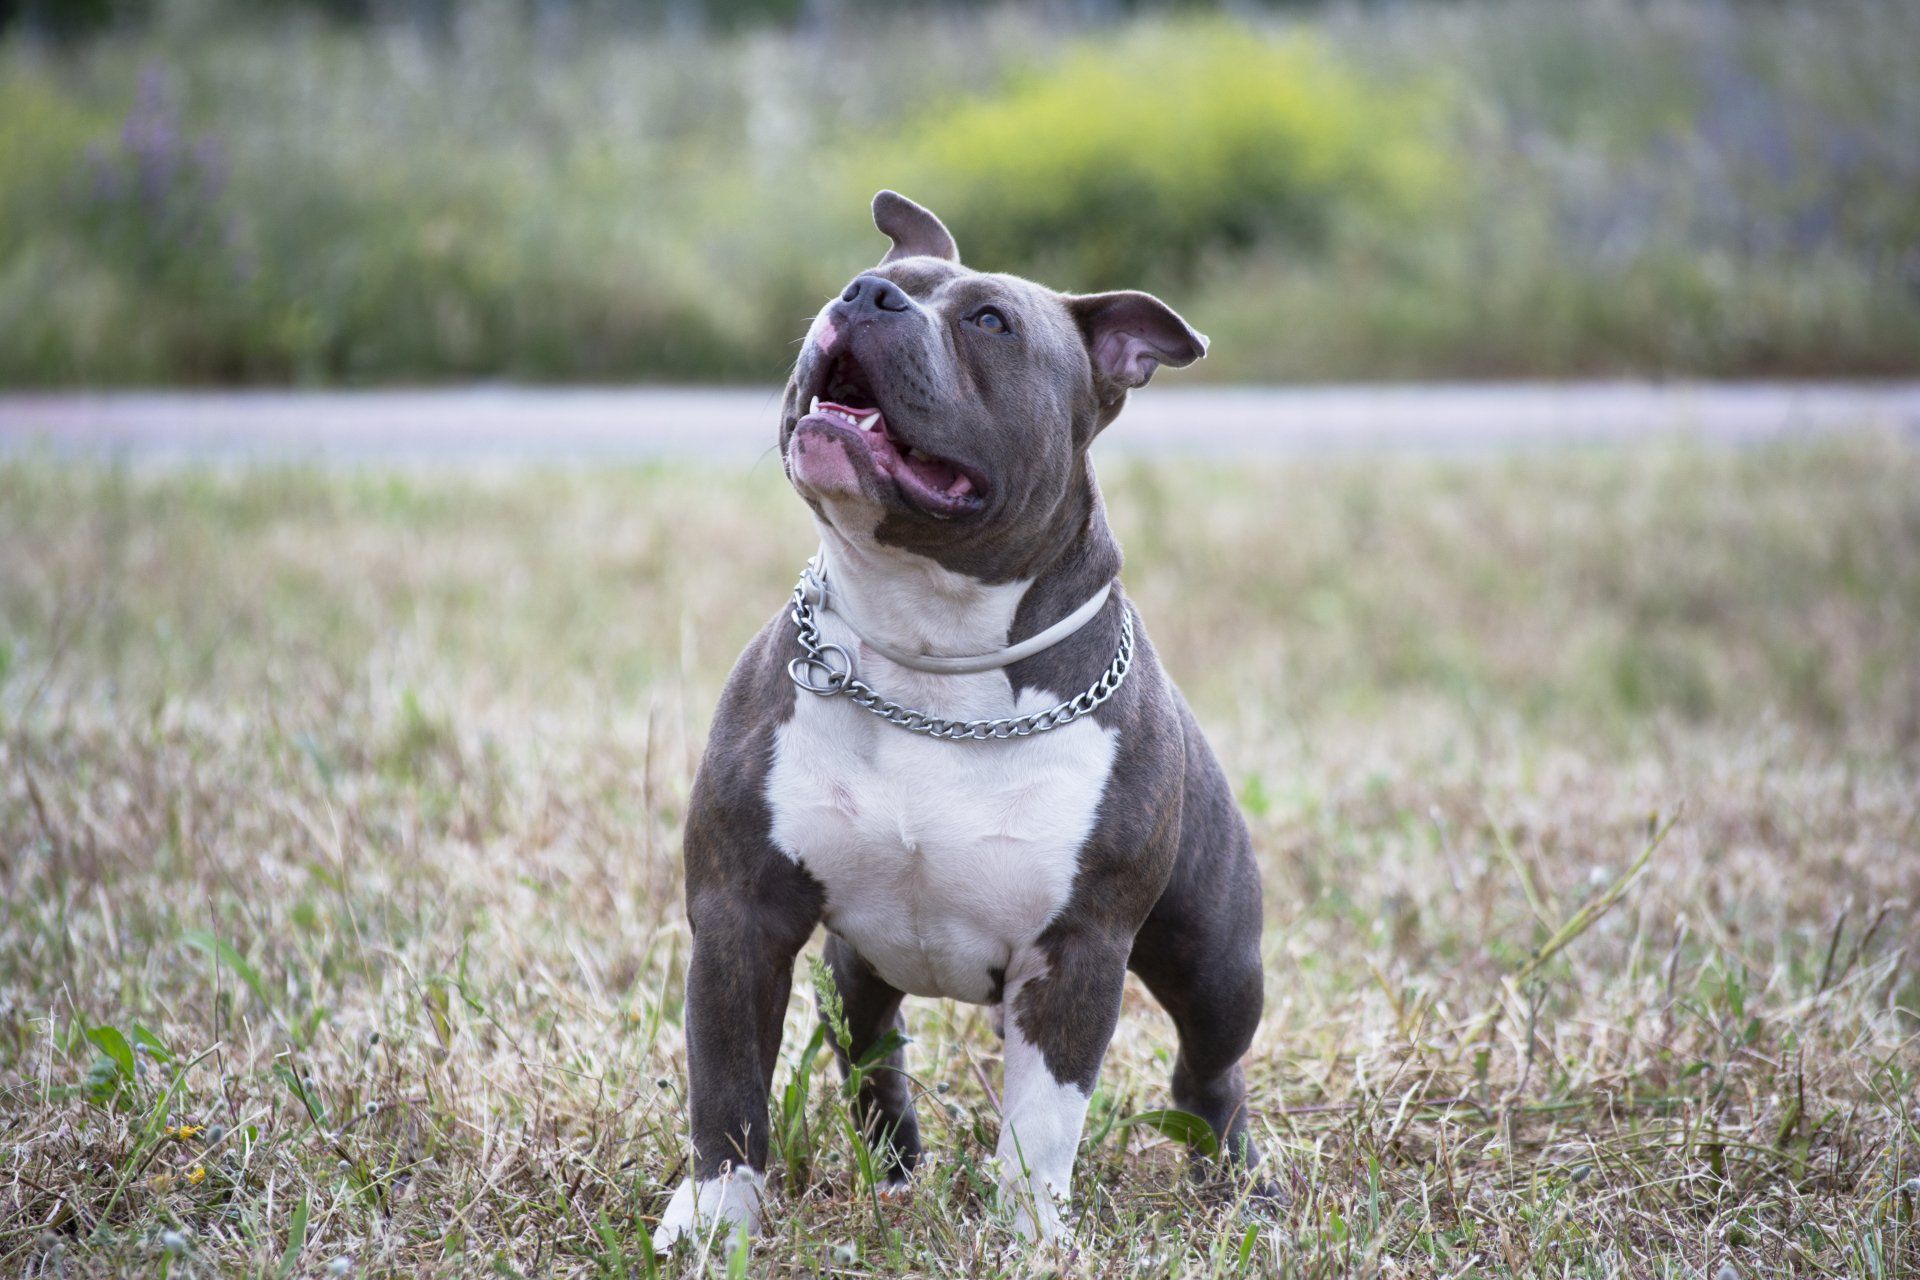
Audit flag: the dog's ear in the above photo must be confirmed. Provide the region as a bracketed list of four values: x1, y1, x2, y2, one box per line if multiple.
[874, 190, 959, 265]
[1071, 290, 1209, 398]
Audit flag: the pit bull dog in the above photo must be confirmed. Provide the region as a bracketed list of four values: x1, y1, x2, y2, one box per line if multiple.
[656, 191, 1266, 1248]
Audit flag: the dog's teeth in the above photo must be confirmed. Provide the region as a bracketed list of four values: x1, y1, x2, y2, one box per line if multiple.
[858, 412, 880, 431]
[950, 474, 974, 497]
[809, 395, 820, 415]
[907, 447, 928, 461]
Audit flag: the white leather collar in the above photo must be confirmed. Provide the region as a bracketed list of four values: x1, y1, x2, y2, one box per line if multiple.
[801, 555, 1113, 676]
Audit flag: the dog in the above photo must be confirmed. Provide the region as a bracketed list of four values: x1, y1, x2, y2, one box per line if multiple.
[656, 191, 1266, 1248]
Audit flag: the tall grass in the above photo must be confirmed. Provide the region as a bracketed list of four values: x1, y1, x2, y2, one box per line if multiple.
[1, 0, 1917, 385]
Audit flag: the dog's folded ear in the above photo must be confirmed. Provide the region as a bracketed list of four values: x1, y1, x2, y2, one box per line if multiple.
[874, 190, 960, 265]
[1071, 290, 1209, 397]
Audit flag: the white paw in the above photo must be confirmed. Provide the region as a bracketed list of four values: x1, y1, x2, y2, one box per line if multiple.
[1000, 1172, 1071, 1244]
[653, 1166, 766, 1254]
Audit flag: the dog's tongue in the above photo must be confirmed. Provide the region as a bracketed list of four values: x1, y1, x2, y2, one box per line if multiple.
[904, 451, 972, 496]
[811, 396, 975, 499]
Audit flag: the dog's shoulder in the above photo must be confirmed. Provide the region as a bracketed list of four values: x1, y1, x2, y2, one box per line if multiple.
[694, 609, 796, 788]
[1015, 598, 1195, 932]
[683, 607, 822, 926]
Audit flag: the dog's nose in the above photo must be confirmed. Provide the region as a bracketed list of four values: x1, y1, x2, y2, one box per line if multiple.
[839, 274, 913, 315]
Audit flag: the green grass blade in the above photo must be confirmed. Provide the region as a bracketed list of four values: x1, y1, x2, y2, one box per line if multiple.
[1115, 1108, 1220, 1158]
[277, 1193, 310, 1279]
[182, 929, 275, 1009]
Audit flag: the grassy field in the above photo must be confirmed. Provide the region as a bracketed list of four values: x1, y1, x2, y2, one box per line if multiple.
[4, 0, 1919, 385]
[2, 440, 1919, 1277]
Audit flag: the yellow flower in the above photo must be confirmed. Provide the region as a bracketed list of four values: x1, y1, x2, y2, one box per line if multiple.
[186, 1164, 207, 1186]
[166, 1124, 205, 1141]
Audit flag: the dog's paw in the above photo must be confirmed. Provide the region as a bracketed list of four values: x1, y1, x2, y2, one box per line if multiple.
[875, 1171, 914, 1201]
[653, 1166, 766, 1254]
[1244, 1174, 1289, 1207]
[997, 1171, 1072, 1246]
[1009, 1201, 1071, 1245]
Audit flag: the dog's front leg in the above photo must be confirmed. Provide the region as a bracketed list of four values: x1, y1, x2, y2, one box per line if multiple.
[657, 811, 822, 1252]
[656, 907, 812, 1250]
[995, 930, 1129, 1242]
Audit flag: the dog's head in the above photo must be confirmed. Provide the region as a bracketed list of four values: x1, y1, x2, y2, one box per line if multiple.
[781, 191, 1206, 581]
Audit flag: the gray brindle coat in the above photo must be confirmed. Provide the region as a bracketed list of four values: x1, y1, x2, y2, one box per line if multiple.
[656, 192, 1266, 1248]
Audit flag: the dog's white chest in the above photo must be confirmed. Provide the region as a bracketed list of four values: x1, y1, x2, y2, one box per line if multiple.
[765, 622, 1117, 1004]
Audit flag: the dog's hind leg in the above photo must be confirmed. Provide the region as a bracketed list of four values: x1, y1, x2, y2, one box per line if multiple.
[819, 935, 922, 1186]
[1128, 723, 1268, 1175]
[1129, 910, 1264, 1170]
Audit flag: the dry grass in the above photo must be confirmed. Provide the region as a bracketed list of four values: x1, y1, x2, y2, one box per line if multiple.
[2, 439, 1917, 1277]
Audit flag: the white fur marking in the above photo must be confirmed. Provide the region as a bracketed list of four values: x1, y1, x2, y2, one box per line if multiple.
[653, 1166, 766, 1254]
[765, 522, 1118, 1003]
[996, 967, 1092, 1242]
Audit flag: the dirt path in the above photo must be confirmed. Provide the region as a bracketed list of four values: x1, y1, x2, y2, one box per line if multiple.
[3, 382, 1916, 461]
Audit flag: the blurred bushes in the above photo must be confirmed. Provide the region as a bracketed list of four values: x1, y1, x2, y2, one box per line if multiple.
[1, 2, 1917, 386]
[890, 23, 1450, 290]
[0, 24, 849, 382]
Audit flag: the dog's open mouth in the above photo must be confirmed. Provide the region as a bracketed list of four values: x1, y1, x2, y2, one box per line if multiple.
[795, 354, 985, 516]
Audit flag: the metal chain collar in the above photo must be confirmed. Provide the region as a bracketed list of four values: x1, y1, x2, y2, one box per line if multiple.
[784, 567, 1134, 741]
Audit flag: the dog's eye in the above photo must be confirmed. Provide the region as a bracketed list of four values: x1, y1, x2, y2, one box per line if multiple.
[971, 307, 1013, 336]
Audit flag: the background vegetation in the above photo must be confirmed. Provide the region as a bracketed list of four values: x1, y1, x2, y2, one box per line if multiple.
[3, 441, 1917, 1275]
[3, 0, 1918, 386]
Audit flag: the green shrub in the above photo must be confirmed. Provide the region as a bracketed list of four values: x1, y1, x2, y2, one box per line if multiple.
[886, 20, 1454, 289]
